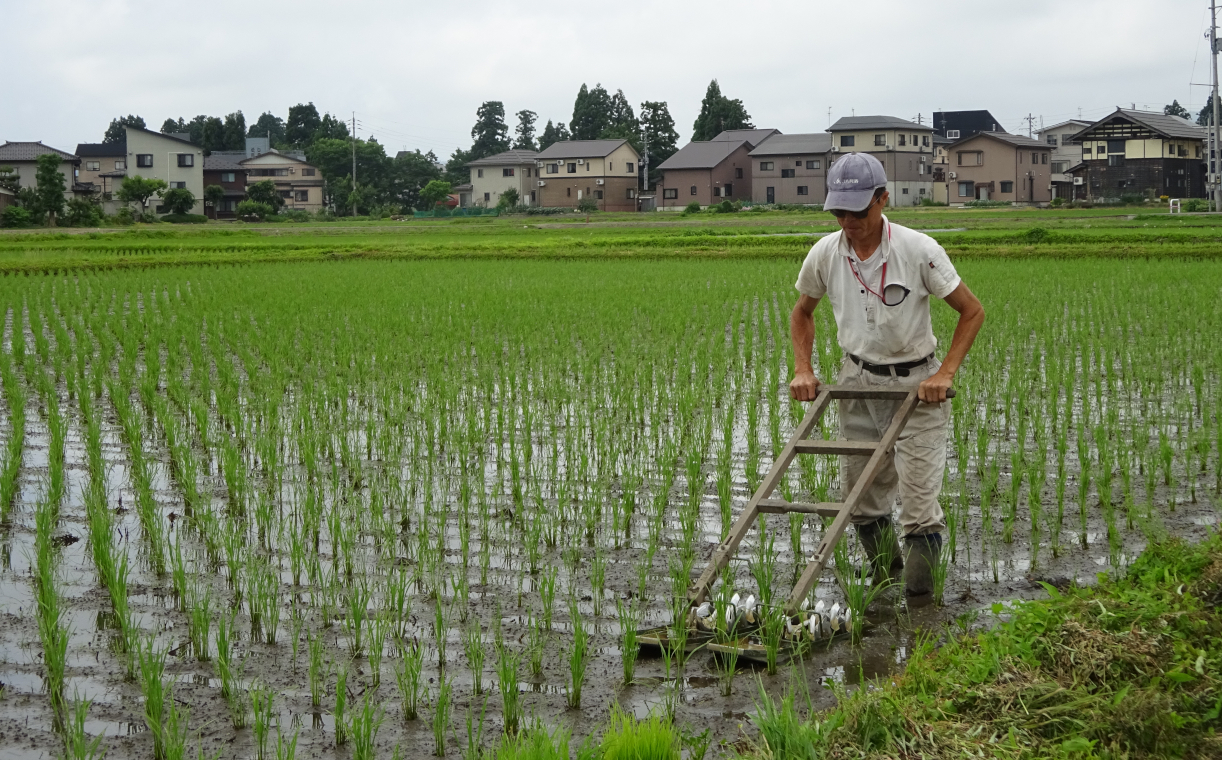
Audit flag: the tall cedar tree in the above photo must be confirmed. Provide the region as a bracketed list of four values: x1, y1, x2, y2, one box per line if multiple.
[222, 112, 247, 151]
[201, 117, 225, 153]
[514, 110, 538, 151]
[286, 103, 323, 147]
[445, 148, 474, 185]
[306, 137, 388, 215]
[1197, 95, 1222, 126]
[104, 115, 145, 143]
[392, 150, 442, 210]
[691, 80, 753, 141]
[538, 120, 570, 151]
[33, 154, 67, 225]
[639, 101, 679, 187]
[470, 101, 510, 160]
[1164, 100, 1190, 119]
[570, 84, 612, 140]
[248, 112, 286, 146]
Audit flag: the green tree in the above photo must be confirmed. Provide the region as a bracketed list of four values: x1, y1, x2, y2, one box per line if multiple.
[160, 187, 196, 215]
[470, 101, 511, 160]
[316, 113, 351, 141]
[203, 184, 225, 215]
[420, 180, 452, 208]
[62, 197, 103, 227]
[248, 112, 286, 146]
[570, 83, 611, 140]
[246, 179, 284, 211]
[222, 112, 247, 151]
[606, 90, 638, 133]
[34, 153, 67, 226]
[306, 137, 392, 214]
[1164, 100, 1190, 119]
[161, 117, 186, 134]
[513, 110, 538, 151]
[104, 115, 145, 143]
[201, 116, 225, 153]
[0, 166, 19, 194]
[691, 79, 753, 141]
[116, 175, 168, 213]
[286, 103, 322, 147]
[391, 149, 442, 210]
[497, 187, 520, 210]
[1198, 95, 1222, 126]
[236, 200, 274, 220]
[639, 101, 679, 187]
[444, 147, 474, 185]
[538, 120, 570, 151]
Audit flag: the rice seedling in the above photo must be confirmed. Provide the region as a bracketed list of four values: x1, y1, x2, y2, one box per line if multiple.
[462, 697, 487, 760]
[565, 599, 589, 709]
[334, 662, 349, 746]
[62, 693, 106, 760]
[495, 641, 522, 734]
[188, 582, 212, 661]
[599, 704, 680, 760]
[616, 597, 639, 685]
[350, 691, 384, 760]
[251, 682, 275, 760]
[275, 727, 299, 760]
[433, 673, 453, 757]
[136, 638, 169, 760]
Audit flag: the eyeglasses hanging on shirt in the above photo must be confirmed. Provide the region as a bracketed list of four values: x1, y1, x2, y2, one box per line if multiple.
[846, 256, 912, 307]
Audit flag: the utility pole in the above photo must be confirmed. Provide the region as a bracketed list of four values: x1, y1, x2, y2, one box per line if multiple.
[1212, 0, 1221, 211]
[351, 111, 358, 217]
[1024, 113, 1035, 138]
[640, 125, 649, 198]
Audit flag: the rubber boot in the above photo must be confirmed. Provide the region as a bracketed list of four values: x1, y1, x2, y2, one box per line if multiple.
[856, 516, 903, 588]
[903, 533, 942, 597]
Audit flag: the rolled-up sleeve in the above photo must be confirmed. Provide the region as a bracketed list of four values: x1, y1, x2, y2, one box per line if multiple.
[795, 244, 827, 299]
[920, 240, 961, 299]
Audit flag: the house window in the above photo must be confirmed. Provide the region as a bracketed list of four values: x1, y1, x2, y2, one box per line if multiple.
[484, 192, 491, 201]
[626, 163, 634, 173]
[663, 188, 678, 199]
[1178, 146, 1188, 157]
[1051, 161, 1068, 173]
[1046, 135, 1058, 146]
[797, 186, 809, 196]
[594, 190, 603, 199]
[566, 187, 571, 197]
[547, 164, 558, 174]
[567, 163, 577, 173]
[626, 189, 636, 199]
[177, 154, 194, 167]
[946, 130, 960, 139]
[690, 185, 697, 195]
[302, 168, 315, 176]
[294, 190, 309, 202]
[1108, 154, 1124, 167]
[919, 188, 926, 194]
[477, 169, 484, 178]
[898, 134, 906, 146]
[956, 151, 982, 166]
[759, 161, 774, 171]
[586, 163, 590, 171]
[735, 167, 743, 178]
[1197, 145, 1201, 157]
[169, 181, 186, 189]
[608, 163, 612, 171]
[279, 190, 292, 199]
[503, 168, 515, 177]
[221, 172, 235, 183]
[136, 154, 153, 168]
[1041, 153, 1048, 164]
[957, 181, 973, 197]
[1083, 147, 1093, 158]
[806, 160, 820, 169]
[922, 135, 929, 147]
[85, 161, 100, 171]
[1107, 140, 1125, 154]
[1062, 134, 1076, 145]
[781, 169, 795, 178]
[1031, 152, 1038, 164]
[840, 135, 855, 147]
[874, 134, 887, 146]
[530, 191, 535, 202]
[723, 183, 733, 196]
[1000, 181, 1014, 193]
[115, 160, 125, 170]
[1096, 145, 1106, 154]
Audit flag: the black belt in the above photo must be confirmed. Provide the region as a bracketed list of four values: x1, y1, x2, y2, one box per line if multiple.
[848, 353, 933, 377]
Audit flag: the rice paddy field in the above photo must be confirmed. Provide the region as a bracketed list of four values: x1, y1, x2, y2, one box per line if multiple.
[0, 207, 1219, 759]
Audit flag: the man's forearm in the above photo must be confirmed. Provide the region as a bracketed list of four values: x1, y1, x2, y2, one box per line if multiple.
[938, 302, 984, 377]
[790, 306, 816, 374]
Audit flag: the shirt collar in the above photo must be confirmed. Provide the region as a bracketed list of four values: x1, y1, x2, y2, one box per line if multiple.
[839, 214, 892, 263]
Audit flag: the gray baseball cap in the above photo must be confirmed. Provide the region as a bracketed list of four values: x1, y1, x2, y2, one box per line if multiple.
[825, 152, 888, 212]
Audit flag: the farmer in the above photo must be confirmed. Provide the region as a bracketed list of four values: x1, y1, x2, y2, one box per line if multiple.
[789, 152, 984, 598]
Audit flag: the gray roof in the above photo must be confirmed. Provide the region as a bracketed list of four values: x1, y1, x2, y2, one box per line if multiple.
[949, 131, 1050, 150]
[536, 139, 632, 160]
[1038, 119, 1091, 134]
[129, 125, 198, 147]
[239, 149, 312, 166]
[656, 140, 749, 171]
[0, 141, 78, 163]
[76, 141, 125, 157]
[828, 115, 930, 132]
[204, 152, 246, 171]
[467, 149, 539, 167]
[1074, 109, 1206, 141]
[711, 128, 781, 147]
[748, 133, 832, 156]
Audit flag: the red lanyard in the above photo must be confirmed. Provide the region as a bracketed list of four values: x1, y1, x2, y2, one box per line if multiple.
[846, 223, 891, 302]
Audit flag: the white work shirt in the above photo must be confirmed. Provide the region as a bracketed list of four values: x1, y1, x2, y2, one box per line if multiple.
[794, 215, 961, 365]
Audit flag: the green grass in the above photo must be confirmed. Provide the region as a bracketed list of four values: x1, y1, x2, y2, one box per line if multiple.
[737, 535, 1222, 759]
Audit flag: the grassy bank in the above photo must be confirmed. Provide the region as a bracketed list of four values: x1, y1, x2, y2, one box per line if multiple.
[739, 535, 1222, 759]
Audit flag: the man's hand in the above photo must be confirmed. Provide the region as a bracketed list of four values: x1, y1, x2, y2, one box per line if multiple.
[918, 370, 954, 403]
[790, 369, 822, 401]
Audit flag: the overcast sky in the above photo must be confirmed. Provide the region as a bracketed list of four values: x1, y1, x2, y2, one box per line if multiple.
[2, 0, 1218, 157]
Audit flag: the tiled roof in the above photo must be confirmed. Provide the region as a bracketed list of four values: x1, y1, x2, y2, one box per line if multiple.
[467, 149, 539, 166]
[656, 140, 749, 171]
[950, 131, 1050, 150]
[204, 152, 246, 171]
[536, 139, 631, 160]
[75, 141, 125, 157]
[748, 133, 832, 156]
[829, 115, 930, 132]
[711, 128, 781, 148]
[0, 141, 78, 162]
[1074, 109, 1206, 141]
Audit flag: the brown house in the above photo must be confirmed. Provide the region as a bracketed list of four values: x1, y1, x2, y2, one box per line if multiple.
[656, 140, 753, 208]
[945, 132, 1052, 205]
[534, 139, 640, 211]
[203, 151, 247, 219]
[749, 133, 832, 205]
[1066, 109, 1206, 200]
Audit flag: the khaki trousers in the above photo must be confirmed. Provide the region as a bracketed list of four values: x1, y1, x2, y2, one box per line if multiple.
[837, 357, 949, 537]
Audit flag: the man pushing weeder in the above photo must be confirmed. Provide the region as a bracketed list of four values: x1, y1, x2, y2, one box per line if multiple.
[789, 152, 984, 599]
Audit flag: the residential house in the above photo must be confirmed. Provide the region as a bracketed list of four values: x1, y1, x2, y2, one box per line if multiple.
[124, 126, 205, 215]
[930, 135, 953, 204]
[467, 149, 540, 207]
[1066, 109, 1206, 200]
[449, 184, 473, 208]
[534, 139, 641, 211]
[827, 116, 935, 205]
[75, 141, 128, 211]
[933, 110, 1006, 141]
[240, 150, 324, 213]
[748, 133, 833, 205]
[655, 140, 753, 209]
[0, 141, 81, 201]
[1035, 120, 1091, 199]
[945, 132, 1052, 205]
[203, 151, 247, 219]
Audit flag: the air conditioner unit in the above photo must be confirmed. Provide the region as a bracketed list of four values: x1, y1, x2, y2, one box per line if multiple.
[595, 178, 604, 185]
[1073, 177, 1084, 185]
[537, 161, 544, 168]
[948, 172, 957, 179]
[577, 159, 584, 164]
[830, 146, 840, 152]
[886, 144, 894, 151]
[537, 181, 546, 187]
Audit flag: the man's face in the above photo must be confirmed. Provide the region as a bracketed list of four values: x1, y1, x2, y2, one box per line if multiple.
[835, 191, 888, 236]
